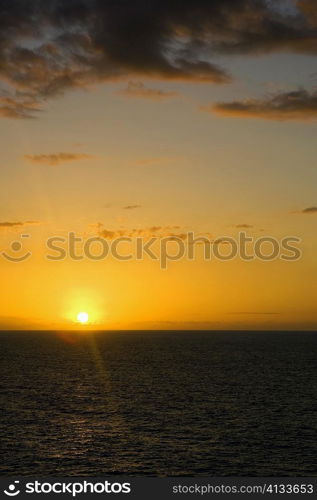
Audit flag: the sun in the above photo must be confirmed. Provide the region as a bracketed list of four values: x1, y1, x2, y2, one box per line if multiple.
[77, 311, 89, 324]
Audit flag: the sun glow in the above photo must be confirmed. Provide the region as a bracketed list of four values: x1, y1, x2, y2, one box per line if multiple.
[77, 311, 89, 324]
[63, 288, 106, 328]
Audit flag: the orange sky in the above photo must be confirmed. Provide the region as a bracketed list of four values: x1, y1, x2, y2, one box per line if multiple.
[1, 1, 317, 330]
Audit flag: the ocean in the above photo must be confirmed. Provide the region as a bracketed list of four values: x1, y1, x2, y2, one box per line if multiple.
[1, 331, 316, 476]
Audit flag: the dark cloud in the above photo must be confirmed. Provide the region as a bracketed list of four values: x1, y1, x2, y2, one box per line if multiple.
[301, 206, 317, 213]
[117, 81, 179, 101]
[212, 89, 317, 121]
[24, 152, 95, 165]
[1, 1, 317, 118]
[299, 0, 317, 26]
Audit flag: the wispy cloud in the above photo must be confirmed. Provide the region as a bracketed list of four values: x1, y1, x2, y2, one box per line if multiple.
[0, 220, 40, 230]
[123, 205, 142, 210]
[300, 206, 317, 214]
[211, 90, 317, 121]
[117, 81, 179, 101]
[24, 153, 95, 166]
[97, 224, 186, 240]
[234, 224, 254, 229]
[0, 96, 41, 119]
[228, 311, 280, 315]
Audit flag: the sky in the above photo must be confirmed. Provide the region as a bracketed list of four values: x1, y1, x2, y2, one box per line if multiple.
[0, 0, 317, 330]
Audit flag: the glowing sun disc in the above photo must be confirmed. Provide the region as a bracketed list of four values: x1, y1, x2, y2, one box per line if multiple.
[77, 311, 89, 324]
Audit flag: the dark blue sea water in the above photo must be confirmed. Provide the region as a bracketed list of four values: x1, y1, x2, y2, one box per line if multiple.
[1, 331, 317, 476]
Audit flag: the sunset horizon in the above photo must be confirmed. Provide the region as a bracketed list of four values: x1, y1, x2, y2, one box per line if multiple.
[1, 0, 317, 485]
